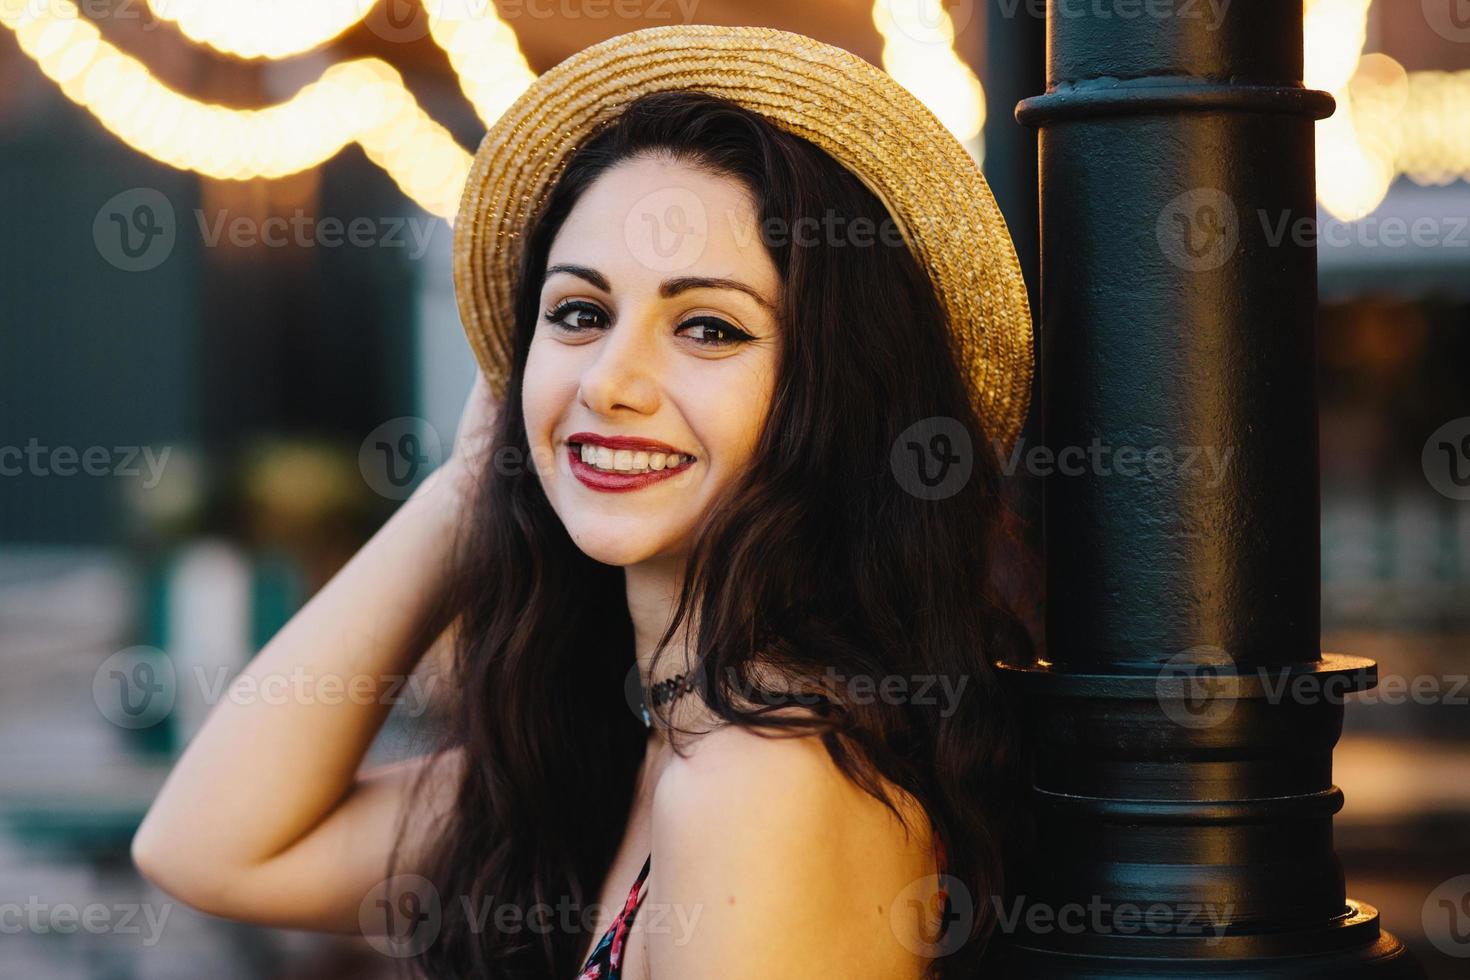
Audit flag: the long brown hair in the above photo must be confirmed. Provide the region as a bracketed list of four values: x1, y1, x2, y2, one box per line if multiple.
[404, 90, 1035, 979]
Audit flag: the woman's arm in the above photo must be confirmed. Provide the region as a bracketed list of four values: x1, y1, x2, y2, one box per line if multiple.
[131, 380, 496, 932]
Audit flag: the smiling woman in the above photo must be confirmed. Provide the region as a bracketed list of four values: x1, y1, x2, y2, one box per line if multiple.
[131, 25, 1038, 980]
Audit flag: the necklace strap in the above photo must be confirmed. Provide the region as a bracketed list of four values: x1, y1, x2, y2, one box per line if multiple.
[638, 671, 698, 728]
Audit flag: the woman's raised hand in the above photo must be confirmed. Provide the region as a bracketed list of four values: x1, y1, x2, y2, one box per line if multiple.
[418, 370, 501, 513]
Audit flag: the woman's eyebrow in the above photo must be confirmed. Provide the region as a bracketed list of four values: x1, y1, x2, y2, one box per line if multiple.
[660, 276, 776, 312]
[543, 264, 610, 291]
[542, 267, 776, 313]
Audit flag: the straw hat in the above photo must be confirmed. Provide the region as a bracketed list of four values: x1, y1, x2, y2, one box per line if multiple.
[453, 25, 1033, 449]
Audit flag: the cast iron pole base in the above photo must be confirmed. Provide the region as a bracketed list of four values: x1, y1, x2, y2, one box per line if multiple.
[994, 658, 1423, 977]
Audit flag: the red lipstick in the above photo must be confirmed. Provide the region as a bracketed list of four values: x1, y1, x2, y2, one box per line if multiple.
[566, 432, 692, 455]
[565, 432, 697, 493]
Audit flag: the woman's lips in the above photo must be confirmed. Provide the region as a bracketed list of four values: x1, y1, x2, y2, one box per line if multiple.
[565, 431, 693, 456]
[567, 446, 695, 493]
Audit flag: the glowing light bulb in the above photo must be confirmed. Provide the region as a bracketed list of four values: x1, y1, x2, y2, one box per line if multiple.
[871, 0, 985, 149]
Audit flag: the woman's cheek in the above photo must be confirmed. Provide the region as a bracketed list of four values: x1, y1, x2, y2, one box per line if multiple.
[521, 341, 565, 449]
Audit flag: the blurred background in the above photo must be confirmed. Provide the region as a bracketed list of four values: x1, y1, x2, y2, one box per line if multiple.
[1, 0, 1467, 977]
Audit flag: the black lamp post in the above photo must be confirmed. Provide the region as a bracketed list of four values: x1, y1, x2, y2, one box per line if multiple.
[996, 0, 1424, 974]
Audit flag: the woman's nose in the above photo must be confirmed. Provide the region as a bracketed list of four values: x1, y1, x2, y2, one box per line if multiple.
[578, 311, 662, 417]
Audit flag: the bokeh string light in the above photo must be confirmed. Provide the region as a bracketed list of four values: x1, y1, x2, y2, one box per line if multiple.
[423, 1, 537, 128]
[1306, 0, 1470, 219]
[2, 0, 1464, 222]
[141, 0, 375, 60]
[1, 0, 474, 216]
[871, 0, 985, 151]
[2, 0, 984, 219]
[140, 0, 539, 129]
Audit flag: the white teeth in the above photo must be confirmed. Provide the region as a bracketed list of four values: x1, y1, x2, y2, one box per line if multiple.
[574, 443, 691, 474]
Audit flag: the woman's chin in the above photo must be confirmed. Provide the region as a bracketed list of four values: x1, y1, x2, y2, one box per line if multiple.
[567, 527, 679, 568]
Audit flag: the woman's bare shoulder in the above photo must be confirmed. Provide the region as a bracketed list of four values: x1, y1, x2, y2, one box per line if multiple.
[644, 725, 939, 977]
[657, 722, 928, 829]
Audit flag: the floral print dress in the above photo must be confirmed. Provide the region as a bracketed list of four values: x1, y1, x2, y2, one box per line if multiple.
[576, 853, 652, 980]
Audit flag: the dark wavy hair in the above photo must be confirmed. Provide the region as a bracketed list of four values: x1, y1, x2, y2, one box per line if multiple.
[402, 90, 1036, 979]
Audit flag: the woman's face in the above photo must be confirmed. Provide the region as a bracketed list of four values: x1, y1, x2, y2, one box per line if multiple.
[523, 154, 782, 566]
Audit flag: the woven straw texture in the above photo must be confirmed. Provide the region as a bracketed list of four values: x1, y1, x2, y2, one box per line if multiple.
[453, 24, 1033, 449]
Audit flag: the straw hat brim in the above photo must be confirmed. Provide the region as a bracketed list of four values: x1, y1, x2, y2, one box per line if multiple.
[453, 24, 1033, 449]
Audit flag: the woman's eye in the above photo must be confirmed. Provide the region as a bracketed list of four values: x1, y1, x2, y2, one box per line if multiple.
[677, 316, 753, 347]
[543, 301, 608, 332]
